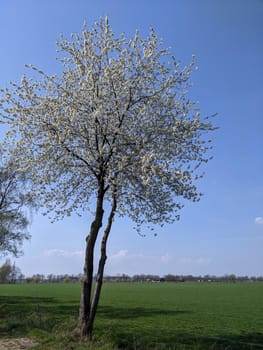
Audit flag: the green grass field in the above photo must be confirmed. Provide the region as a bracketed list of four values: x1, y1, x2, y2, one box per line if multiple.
[0, 282, 263, 349]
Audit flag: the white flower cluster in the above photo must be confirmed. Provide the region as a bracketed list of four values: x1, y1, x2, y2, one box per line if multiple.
[0, 18, 214, 229]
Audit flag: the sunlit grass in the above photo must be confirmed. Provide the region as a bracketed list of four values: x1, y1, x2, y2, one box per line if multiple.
[0, 282, 263, 349]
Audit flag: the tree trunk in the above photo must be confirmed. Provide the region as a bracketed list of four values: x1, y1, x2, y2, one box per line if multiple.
[87, 193, 117, 335]
[78, 183, 105, 339]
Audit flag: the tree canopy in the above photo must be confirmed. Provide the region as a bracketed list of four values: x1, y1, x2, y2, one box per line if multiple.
[0, 18, 213, 228]
[0, 157, 31, 257]
[0, 258, 22, 283]
[0, 17, 215, 338]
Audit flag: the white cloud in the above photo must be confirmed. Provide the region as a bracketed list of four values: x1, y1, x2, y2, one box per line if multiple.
[104, 250, 212, 276]
[110, 249, 128, 260]
[18, 248, 210, 277]
[255, 217, 263, 224]
[160, 253, 172, 264]
[106, 250, 175, 275]
[17, 249, 85, 276]
[109, 250, 172, 265]
[41, 249, 84, 257]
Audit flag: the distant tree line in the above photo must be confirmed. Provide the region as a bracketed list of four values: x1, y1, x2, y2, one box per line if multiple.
[102, 273, 263, 283]
[1, 261, 263, 284]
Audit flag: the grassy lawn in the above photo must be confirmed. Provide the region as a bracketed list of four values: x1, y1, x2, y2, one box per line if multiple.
[0, 282, 263, 349]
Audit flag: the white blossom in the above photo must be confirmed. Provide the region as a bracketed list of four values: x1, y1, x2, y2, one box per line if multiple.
[0, 17, 214, 228]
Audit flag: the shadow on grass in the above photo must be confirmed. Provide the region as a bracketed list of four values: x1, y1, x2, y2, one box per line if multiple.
[98, 305, 191, 320]
[1, 296, 263, 349]
[0, 296, 78, 317]
[0, 295, 78, 337]
[96, 306, 263, 349]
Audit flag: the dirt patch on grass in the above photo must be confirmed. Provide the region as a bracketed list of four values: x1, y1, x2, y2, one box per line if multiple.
[0, 338, 38, 350]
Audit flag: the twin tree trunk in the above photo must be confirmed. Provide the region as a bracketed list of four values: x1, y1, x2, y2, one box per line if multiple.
[78, 182, 117, 339]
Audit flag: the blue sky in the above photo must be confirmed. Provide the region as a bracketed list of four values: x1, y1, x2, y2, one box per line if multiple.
[0, 0, 262, 277]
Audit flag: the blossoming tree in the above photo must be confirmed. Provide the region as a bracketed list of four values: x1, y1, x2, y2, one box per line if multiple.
[0, 18, 214, 339]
